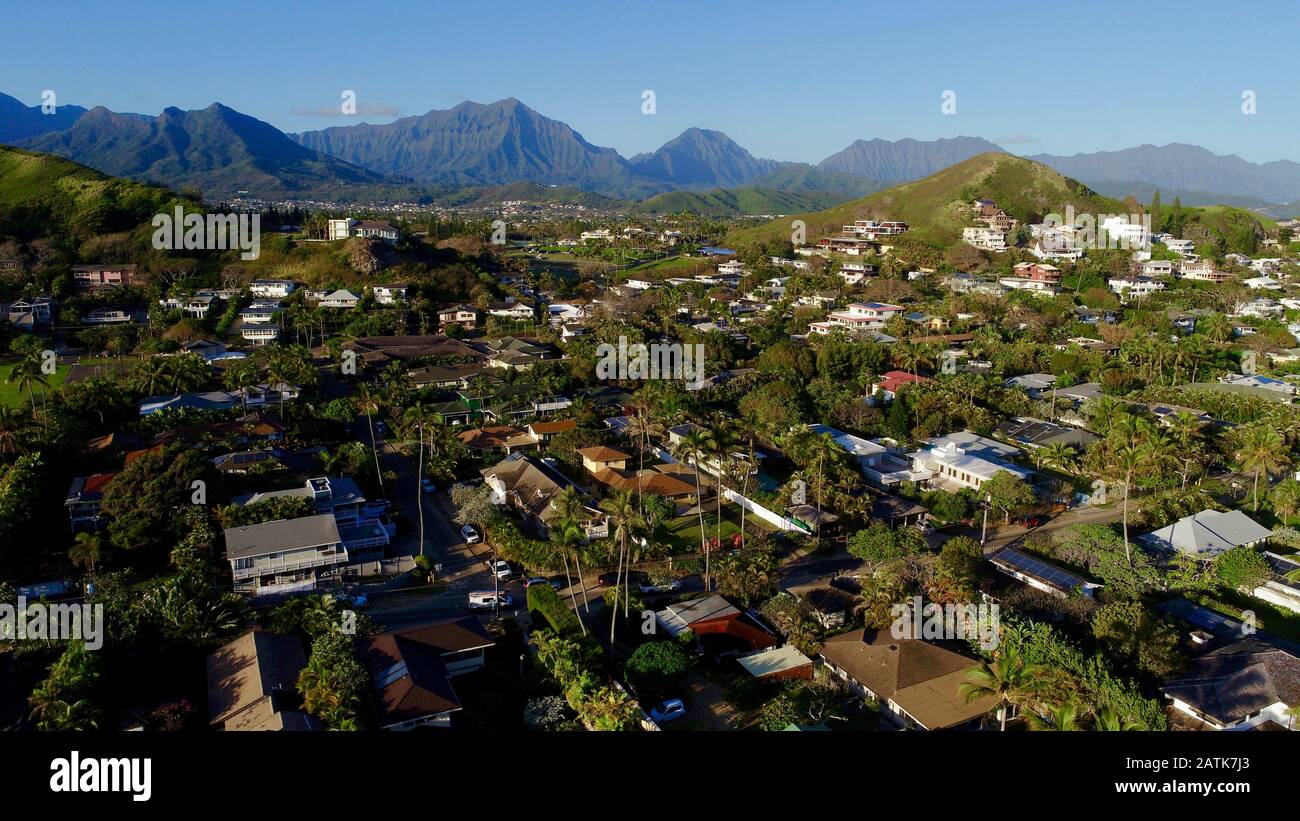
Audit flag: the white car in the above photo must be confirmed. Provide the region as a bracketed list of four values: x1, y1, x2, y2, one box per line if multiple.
[488, 560, 512, 580]
[460, 524, 481, 544]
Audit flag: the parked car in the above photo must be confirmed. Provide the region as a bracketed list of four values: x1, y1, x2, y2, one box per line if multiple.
[487, 559, 512, 580]
[335, 592, 369, 608]
[598, 569, 646, 586]
[421, 478, 437, 494]
[524, 576, 562, 590]
[638, 577, 681, 594]
[461, 524, 481, 544]
[468, 591, 512, 610]
[649, 698, 686, 723]
[1017, 516, 1043, 529]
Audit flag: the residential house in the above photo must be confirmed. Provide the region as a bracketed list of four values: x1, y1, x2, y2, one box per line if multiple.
[72, 264, 140, 290]
[206, 631, 317, 731]
[481, 452, 608, 539]
[249, 279, 295, 298]
[328, 218, 399, 243]
[872, 370, 933, 402]
[437, 304, 480, 331]
[654, 595, 778, 651]
[1139, 509, 1272, 560]
[310, 289, 361, 309]
[65, 473, 115, 532]
[819, 629, 998, 730]
[737, 646, 815, 682]
[1162, 641, 1300, 730]
[989, 546, 1101, 598]
[364, 617, 496, 730]
[906, 432, 1033, 492]
[372, 284, 408, 305]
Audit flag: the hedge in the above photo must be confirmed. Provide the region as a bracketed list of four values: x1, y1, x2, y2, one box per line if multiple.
[527, 583, 582, 635]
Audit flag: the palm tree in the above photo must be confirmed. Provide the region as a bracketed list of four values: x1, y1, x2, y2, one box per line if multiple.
[1025, 700, 1086, 731]
[1236, 424, 1289, 512]
[673, 428, 712, 588]
[959, 647, 1036, 732]
[1084, 396, 1126, 438]
[355, 386, 386, 498]
[68, 532, 103, 573]
[1271, 479, 1300, 523]
[551, 519, 587, 636]
[1037, 441, 1077, 473]
[705, 423, 737, 564]
[1092, 706, 1141, 731]
[552, 488, 595, 614]
[1166, 410, 1207, 488]
[600, 488, 642, 640]
[625, 407, 664, 518]
[6, 355, 46, 417]
[0, 406, 28, 456]
[1109, 443, 1148, 564]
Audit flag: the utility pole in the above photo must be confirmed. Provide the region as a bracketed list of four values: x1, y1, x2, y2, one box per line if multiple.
[416, 422, 425, 558]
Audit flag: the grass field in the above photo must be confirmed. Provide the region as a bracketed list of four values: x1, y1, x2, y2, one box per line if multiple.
[0, 362, 71, 408]
[658, 504, 772, 552]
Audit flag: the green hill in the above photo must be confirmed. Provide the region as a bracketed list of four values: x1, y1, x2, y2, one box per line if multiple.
[726, 152, 1127, 248]
[726, 152, 1274, 255]
[0, 145, 192, 239]
[635, 186, 848, 217]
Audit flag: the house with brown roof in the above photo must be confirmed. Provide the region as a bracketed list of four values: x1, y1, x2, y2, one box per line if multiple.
[206, 631, 318, 731]
[457, 425, 531, 456]
[481, 452, 609, 539]
[364, 617, 495, 730]
[578, 446, 631, 473]
[1162, 640, 1300, 730]
[819, 628, 997, 730]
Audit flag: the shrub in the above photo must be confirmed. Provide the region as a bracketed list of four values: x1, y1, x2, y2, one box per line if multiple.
[527, 583, 582, 635]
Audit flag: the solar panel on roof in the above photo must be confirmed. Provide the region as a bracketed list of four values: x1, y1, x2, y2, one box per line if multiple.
[992, 548, 1086, 591]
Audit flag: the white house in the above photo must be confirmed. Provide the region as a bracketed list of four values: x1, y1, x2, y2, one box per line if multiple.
[249, 279, 295, 298]
[962, 226, 1007, 251]
[371, 284, 408, 305]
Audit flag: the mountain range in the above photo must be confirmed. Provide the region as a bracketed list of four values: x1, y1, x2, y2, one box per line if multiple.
[4, 91, 1300, 212]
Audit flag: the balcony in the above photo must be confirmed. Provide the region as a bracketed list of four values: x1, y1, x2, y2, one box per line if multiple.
[231, 548, 349, 581]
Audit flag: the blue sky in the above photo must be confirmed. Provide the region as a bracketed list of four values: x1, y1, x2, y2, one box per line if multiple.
[3, 0, 1297, 163]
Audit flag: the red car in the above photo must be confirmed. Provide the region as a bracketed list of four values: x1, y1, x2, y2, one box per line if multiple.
[1017, 516, 1043, 528]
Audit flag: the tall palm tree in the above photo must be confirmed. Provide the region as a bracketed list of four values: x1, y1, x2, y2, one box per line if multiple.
[355, 386, 386, 498]
[673, 428, 712, 588]
[552, 487, 594, 614]
[959, 647, 1036, 732]
[552, 519, 587, 635]
[705, 423, 737, 564]
[1109, 443, 1148, 564]
[1236, 424, 1289, 512]
[1166, 410, 1207, 489]
[600, 488, 642, 640]
[7, 355, 46, 418]
[625, 407, 664, 518]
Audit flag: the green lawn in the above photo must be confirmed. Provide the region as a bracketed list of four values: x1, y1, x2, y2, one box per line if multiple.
[0, 362, 71, 408]
[659, 505, 750, 552]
